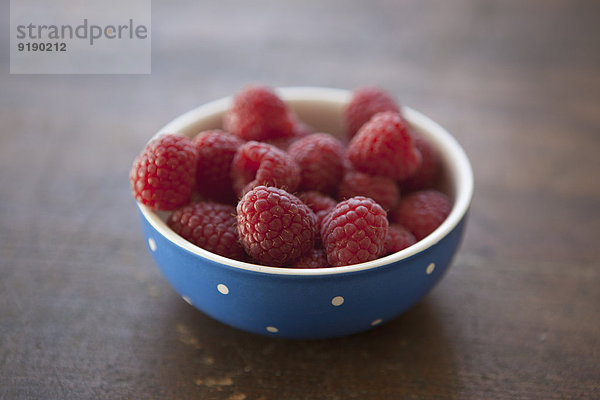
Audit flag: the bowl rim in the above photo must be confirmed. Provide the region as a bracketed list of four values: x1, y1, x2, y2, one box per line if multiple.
[137, 86, 473, 276]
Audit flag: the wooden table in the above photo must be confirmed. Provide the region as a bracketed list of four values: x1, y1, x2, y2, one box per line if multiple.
[2, 1, 599, 398]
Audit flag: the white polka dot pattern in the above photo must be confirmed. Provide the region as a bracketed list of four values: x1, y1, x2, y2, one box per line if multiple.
[217, 284, 229, 295]
[426, 262, 435, 275]
[331, 296, 344, 306]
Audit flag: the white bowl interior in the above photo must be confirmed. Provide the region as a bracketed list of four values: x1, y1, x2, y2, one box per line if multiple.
[138, 87, 473, 276]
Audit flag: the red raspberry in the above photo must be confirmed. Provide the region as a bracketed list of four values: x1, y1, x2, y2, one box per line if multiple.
[167, 201, 247, 261]
[344, 86, 400, 138]
[129, 133, 197, 211]
[347, 111, 421, 181]
[321, 196, 388, 266]
[223, 84, 295, 141]
[297, 191, 336, 223]
[297, 191, 337, 248]
[230, 141, 301, 197]
[237, 186, 317, 266]
[401, 134, 440, 191]
[290, 115, 315, 138]
[393, 190, 452, 241]
[263, 135, 299, 152]
[338, 170, 400, 211]
[291, 248, 330, 268]
[287, 133, 346, 195]
[264, 112, 314, 151]
[192, 130, 244, 204]
[384, 224, 416, 255]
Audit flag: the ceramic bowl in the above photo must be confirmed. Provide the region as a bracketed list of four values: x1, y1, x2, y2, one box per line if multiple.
[136, 87, 473, 339]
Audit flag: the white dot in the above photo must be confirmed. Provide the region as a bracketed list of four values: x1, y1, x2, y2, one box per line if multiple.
[266, 326, 279, 333]
[182, 296, 192, 305]
[148, 238, 157, 251]
[331, 296, 344, 306]
[217, 284, 229, 295]
[371, 318, 383, 326]
[426, 263, 436, 275]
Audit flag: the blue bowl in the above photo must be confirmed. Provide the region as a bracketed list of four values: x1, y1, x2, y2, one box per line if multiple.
[136, 87, 473, 339]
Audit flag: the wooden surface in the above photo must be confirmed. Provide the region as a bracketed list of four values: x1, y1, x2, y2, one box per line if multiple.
[1, 1, 599, 399]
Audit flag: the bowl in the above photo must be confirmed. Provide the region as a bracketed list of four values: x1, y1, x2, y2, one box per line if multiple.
[135, 87, 473, 339]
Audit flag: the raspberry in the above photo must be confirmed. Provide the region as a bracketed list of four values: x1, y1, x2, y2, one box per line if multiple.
[230, 141, 301, 197]
[223, 84, 295, 141]
[297, 191, 337, 246]
[297, 191, 336, 222]
[263, 113, 313, 151]
[237, 186, 317, 266]
[344, 86, 400, 138]
[291, 248, 330, 268]
[287, 133, 346, 195]
[347, 111, 421, 181]
[402, 133, 440, 191]
[129, 133, 197, 211]
[167, 201, 247, 261]
[338, 170, 400, 211]
[192, 130, 244, 204]
[321, 196, 388, 266]
[384, 224, 416, 255]
[291, 115, 315, 138]
[263, 136, 299, 152]
[393, 189, 452, 241]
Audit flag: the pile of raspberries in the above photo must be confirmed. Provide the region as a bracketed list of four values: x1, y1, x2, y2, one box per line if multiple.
[130, 85, 451, 268]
